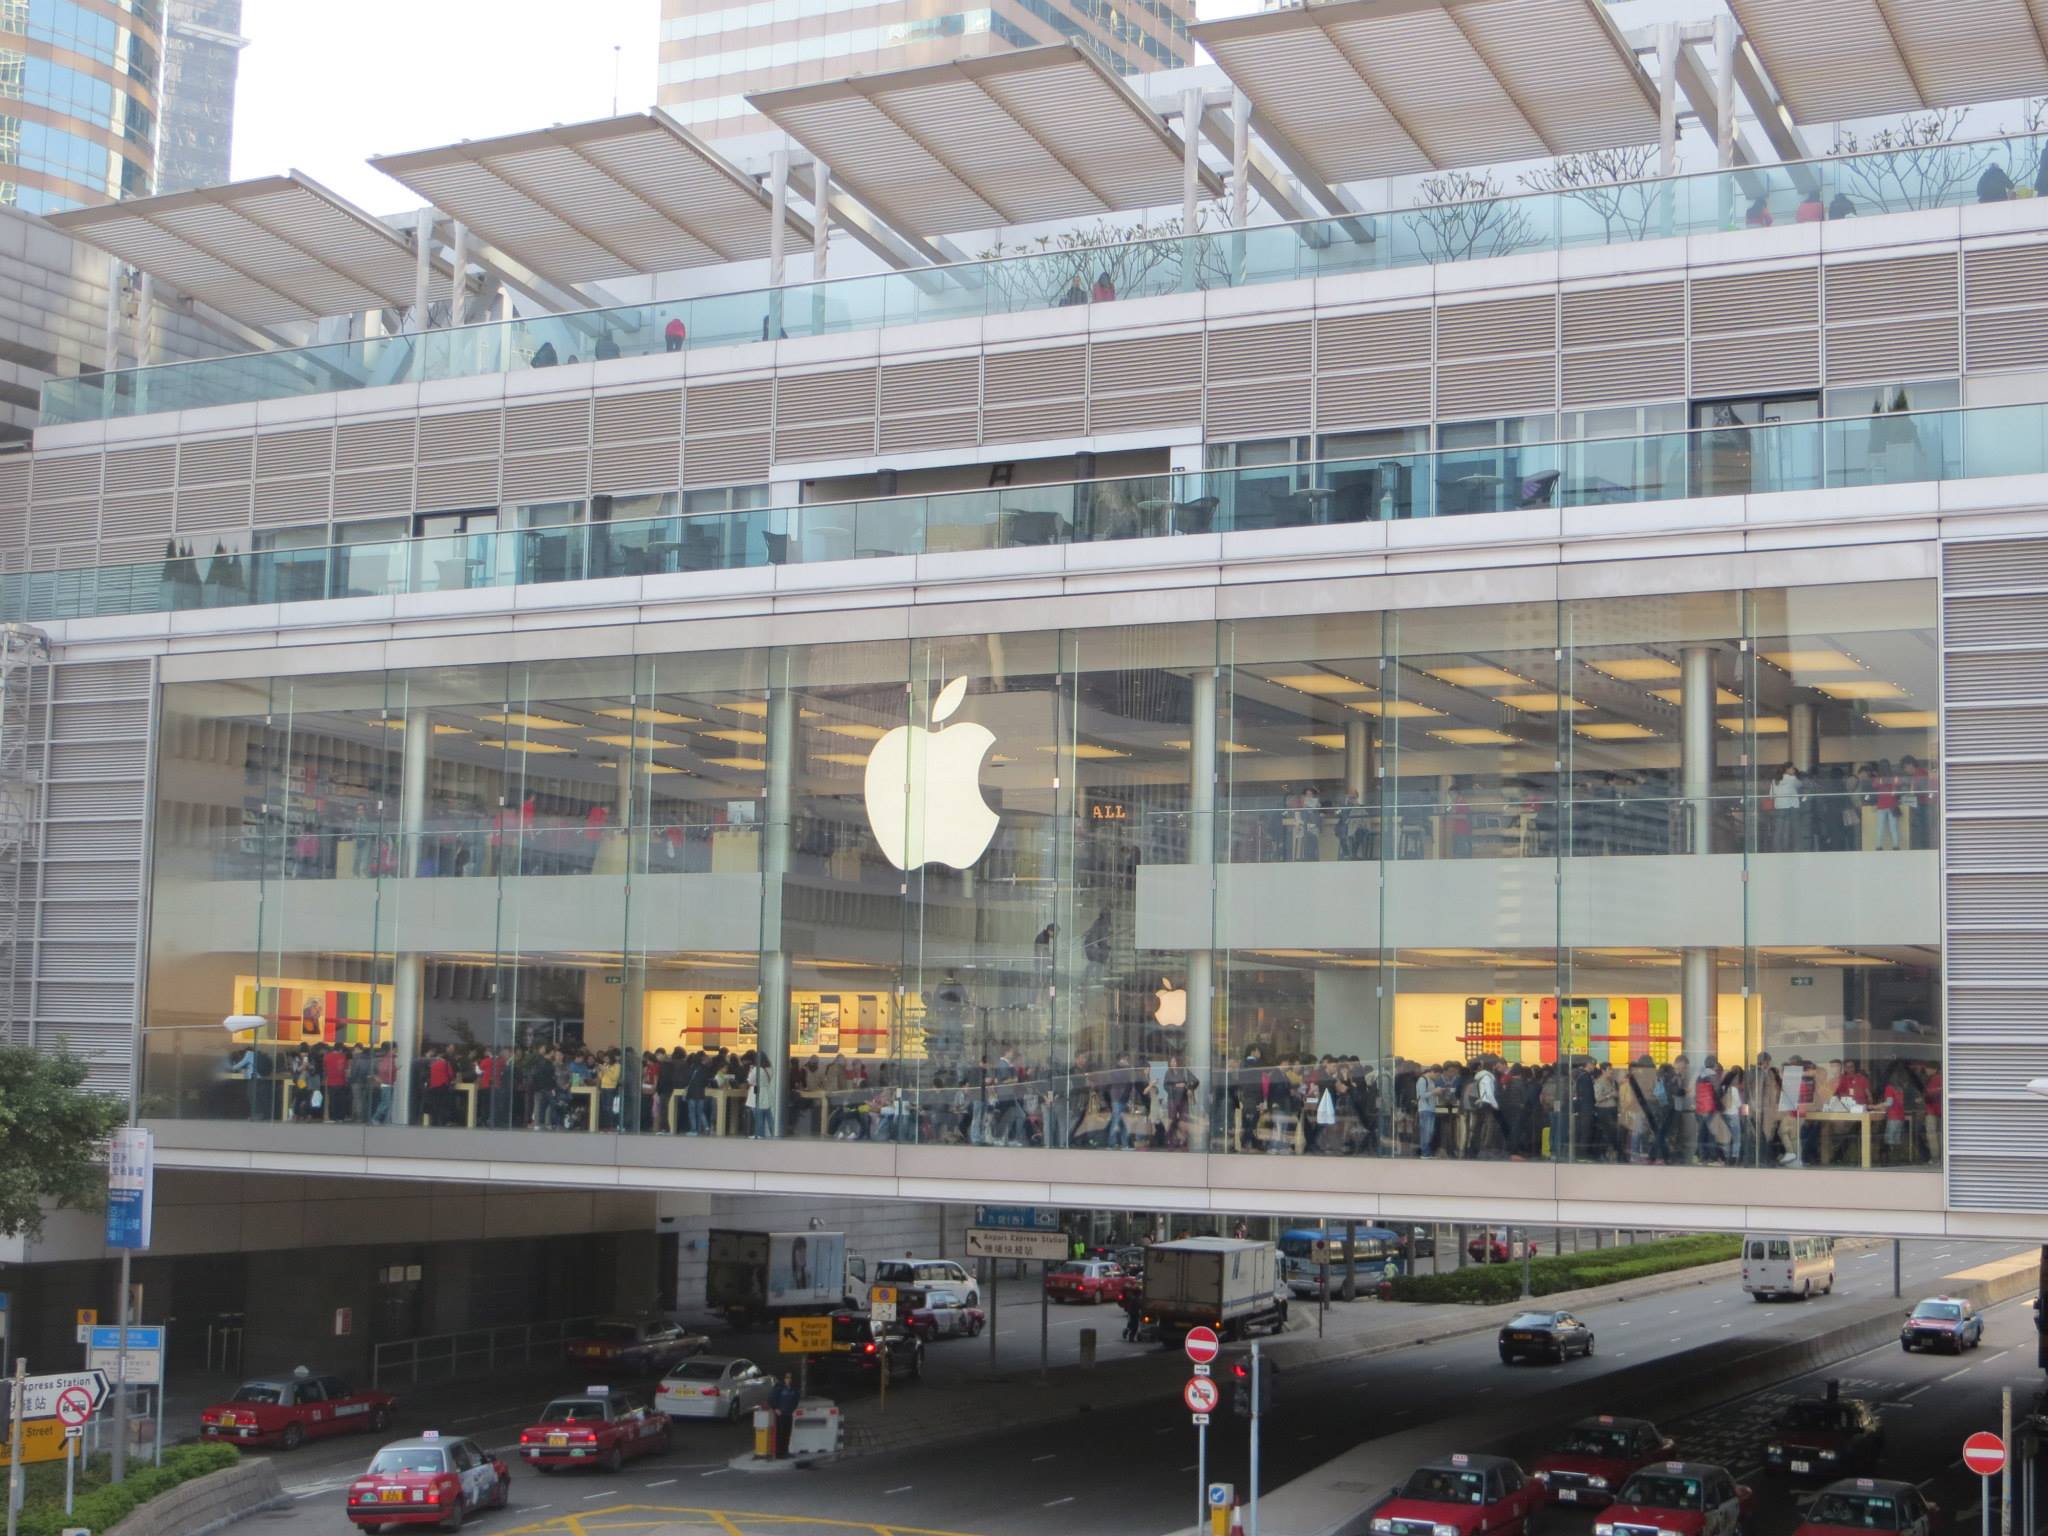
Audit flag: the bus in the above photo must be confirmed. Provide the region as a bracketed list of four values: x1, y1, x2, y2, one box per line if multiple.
[1741, 1234, 1837, 1300]
[1277, 1226, 1409, 1297]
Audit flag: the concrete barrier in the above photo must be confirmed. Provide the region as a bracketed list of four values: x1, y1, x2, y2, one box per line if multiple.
[101, 1459, 284, 1536]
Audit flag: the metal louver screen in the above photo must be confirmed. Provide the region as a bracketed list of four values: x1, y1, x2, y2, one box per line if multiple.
[1436, 355, 1556, 418]
[594, 389, 683, 443]
[1316, 308, 1430, 368]
[1563, 343, 1684, 407]
[416, 458, 503, 510]
[336, 417, 417, 466]
[1824, 317, 1959, 384]
[1825, 252, 1957, 322]
[1945, 816, 2048, 865]
[1942, 593, 2048, 647]
[1965, 244, 2048, 307]
[881, 358, 978, 416]
[1945, 538, 2048, 590]
[984, 347, 1085, 404]
[501, 451, 590, 501]
[982, 399, 1087, 442]
[1690, 329, 1819, 395]
[687, 379, 773, 434]
[333, 467, 415, 518]
[418, 409, 504, 460]
[881, 412, 980, 453]
[593, 440, 683, 494]
[253, 478, 333, 524]
[30, 455, 102, 501]
[1436, 295, 1557, 359]
[682, 434, 770, 486]
[1562, 282, 1683, 346]
[175, 481, 253, 530]
[1944, 650, 2048, 703]
[506, 398, 593, 448]
[1207, 322, 1310, 380]
[1090, 333, 1203, 394]
[773, 420, 877, 461]
[1315, 367, 1430, 430]
[98, 496, 173, 541]
[1205, 378, 1311, 438]
[1965, 309, 2048, 372]
[255, 427, 334, 477]
[774, 368, 878, 425]
[1089, 392, 1202, 433]
[1689, 267, 1819, 333]
[103, 446, 175, 494]
[177, 436, 256, 483]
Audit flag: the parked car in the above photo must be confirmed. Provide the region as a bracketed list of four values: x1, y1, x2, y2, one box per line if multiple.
[867, 1258, 981, 1308]
[201, 1370, 395, 1450]
[564, 1316, 708, 1375]
[345, 1433, 509, 1530]
[1530, 1415, 1674, 1506]
[657, 1356, 776, 1421]
[516, 1387, 670, 1472]
[1469, 1229, 1540, 1263]
[1498, 1309, 1594, 1364]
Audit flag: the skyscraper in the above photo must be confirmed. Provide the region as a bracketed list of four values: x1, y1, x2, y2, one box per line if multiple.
[657, 0, 1191, 138]
[0, 0, 164, 214]
[155, 0, 245, 195]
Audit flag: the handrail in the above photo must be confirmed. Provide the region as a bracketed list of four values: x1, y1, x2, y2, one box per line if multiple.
[40, 128, 2048, 426]
[369, 1313, 598, 1390]
[3, 399, 2021, 625]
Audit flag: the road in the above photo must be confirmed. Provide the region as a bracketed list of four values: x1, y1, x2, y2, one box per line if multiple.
[224, 1237, 2038, 1536]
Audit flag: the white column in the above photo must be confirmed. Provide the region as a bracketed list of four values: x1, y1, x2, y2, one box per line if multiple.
[811, 163, 832, 279]
[1344, 718, 1372, 800]
[134, 272, 155, 367]
[1788, 703, 1818, 773]
[1680, 646, 1717, 1073]
[1714, 15, 1738, 170]
[412, 208, 433, 333]
[757, 683, 795, 1130]
[447, 221, 468, 327]
[1657, 23, 1680, 178]
[767, 149, 789, 341]
[102, 255, 123, 372]
[1229, 91, 1251, 229]
[390, 706, 431, 1125]
[1186, 668, 1217, 1145]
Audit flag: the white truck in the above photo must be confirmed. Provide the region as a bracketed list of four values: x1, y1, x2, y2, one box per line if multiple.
[1140, 1236, 1289, 1343]
[704, 1228, 854, 1325]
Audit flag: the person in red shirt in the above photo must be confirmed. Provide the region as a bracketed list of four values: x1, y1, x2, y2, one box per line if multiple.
[664, 316, 686, 353]
[1874, 762, 1902, 848]
[1880, 1069, 1908, 1163]
[1836, 1059, 1871, 1106]
[1922, 1063, 1943, 1161]
[322, 1044, 352, 1122]
[425, 1047, 457, 1126]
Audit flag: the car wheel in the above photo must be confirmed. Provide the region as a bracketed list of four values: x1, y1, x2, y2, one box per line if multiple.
[1901, 1342, 1913, 1353]
[659, 1429, 674, 1456]
[969, 1316, 984, 1337]
[494, 1476, 511, 1510]
[604, 1445, 624, 1473]
[281, 1422, 304, 1451]
[370, 1406, 391, 1433]
[1499, 1351, 1514, 1365]
[441, 1500, 465, 1534]
[1583, 1336, 1594, 1357]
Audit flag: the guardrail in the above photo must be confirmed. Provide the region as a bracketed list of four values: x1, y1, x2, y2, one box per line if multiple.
[370, 1314, 598, 1390]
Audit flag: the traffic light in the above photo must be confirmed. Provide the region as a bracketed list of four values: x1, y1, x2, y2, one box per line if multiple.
[1228, 1358, 1273, 1418]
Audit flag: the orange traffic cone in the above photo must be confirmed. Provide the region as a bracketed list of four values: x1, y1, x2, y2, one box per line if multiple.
[1228, 1504, 1248, 1536]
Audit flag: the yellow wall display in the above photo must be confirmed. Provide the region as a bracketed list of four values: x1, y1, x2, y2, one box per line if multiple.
[233, 974, 393, 1045]
[1390, 993, 1746, 1067]
[641, 989, 927, 1059]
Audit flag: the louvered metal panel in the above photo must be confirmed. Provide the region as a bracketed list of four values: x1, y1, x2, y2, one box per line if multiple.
[41, 821, 142, 858]
[1965, 308, 2048, 372]
[595, 389, 684, 442]
[880, 412, 981, 453]
[776, 369, 878, 425]
[50, 699, 147, 740]
[1948, 986, 2048, 1030]
[881, 358, 979, 416]
[1562, 342, 1684, 407]
[102, 445, 175, 495]
[1562, 282, 1684, 346]
[37, 943, 130, 981]
[175, 480, 252, 529]
[1945, 817, 2048, 864]
[982, 400, 1087, 442]
[501, 450, 590, 501]
[1690, 268, 1819, 333]
[177, 436, 255, 483]
[333, 467, 415, 518]
[506, 398, 593, 449]
[1437, 296, 1557, 359]
[336, 417, 417, 466]
[0, 458, 28, 509]
[682, 434, 771, 486]
[416, 458, 503, 510]
[98, 495, 174, 542]
[1946, 761, 2048, 810]
[985, 347, 1086, 405]
[774, 420, 877, 461]
[1091, 333, 1204, 394]
[47, 741, 145, 775]
[687, 379, 772, 435]
[1946, 1100, 2048, 1152]
[1315, 368, 1431, 430]
[1089, 392, 1203, 434]
[37, 902, 138, 942]
[44, 862, 146, 900]
[1948, 929, 2048, 980]
[1945, 650, 2048, 703]
[1950, 871, 2048, 924]
[1207, 322, 1311, 380]
[1689, 330, 1820, 396]
[53, 660, 147, 701]
[1966, 243, 2048, 307]
[1950, 1157, 2048, 1208]
[1316, 309, 1431, 368]
[1942, 593, 2048, 649]
[418, 409, 504, 461]
[28, 504, 99, 545]
[253, 478, 332, 524]
[592, 440, 683, 494]
[30, 455, 102, 501]
[1436, 354, 1556, 418]
[1205, 379, 1312, 439]
[1946, 538, 2048, 591]
[1825, 317, 1959, 383]
[1825, 252, 1958, 321]
[32, 980, 136, 1020]
[255, 426, 334, 478]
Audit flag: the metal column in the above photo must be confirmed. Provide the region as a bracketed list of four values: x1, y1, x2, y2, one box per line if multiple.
[411, 208, 433, 332]
[1680, 646, 1717, 1073]
[390, 706, 430, 1125]
[0, 627, 48, 1048]
[1187, 668, 1217, 1147]
[1344, 719, 1373, 801]
[1181, 88, 1203, 293]
[1788, 703, 1818, 773]
[446, 221, 468, 326]
[102, 255, 123, 372]
[812, 163, 832, 278]
[1656, 24, 1681, 177]
[757, 682, 795, 1128]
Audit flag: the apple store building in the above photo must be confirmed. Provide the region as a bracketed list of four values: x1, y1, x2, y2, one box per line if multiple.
[140, 577, 1943, 1173]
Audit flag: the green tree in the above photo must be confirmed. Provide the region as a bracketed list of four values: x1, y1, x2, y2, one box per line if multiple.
[0, 1044, 127, 1240]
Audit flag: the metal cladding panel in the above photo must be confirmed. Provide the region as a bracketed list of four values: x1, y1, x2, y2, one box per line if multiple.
[1729, 0, 2048, 121]
[767, 94, 1003, 235]
[1201, 27, 1432, 182]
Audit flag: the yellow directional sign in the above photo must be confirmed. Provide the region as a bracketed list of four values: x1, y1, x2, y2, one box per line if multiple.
[778, 1316, 833, 1354]
[0, 1417, 67, 1465]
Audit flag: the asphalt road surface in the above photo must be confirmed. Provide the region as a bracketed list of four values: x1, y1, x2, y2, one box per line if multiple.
[226, 1237, 2036, 1536]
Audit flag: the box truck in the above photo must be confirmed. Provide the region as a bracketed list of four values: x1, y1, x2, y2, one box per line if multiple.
[1140, 1236, 1288, 1342]
[705, 1229, 853, 1324]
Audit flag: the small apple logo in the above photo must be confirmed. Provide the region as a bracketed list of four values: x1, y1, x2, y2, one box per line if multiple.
[1154, 980, 1188, 1028]
[862, 676, 999, 871]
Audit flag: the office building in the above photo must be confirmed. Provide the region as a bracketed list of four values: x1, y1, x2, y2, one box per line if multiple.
[155, 0, 245, 195]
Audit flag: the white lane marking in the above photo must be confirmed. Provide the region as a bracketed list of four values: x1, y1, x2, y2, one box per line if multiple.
[582, 1490, 617, 1500]
[886, 1485, 914, 1494]
[1033, 1454, 1057, 1462]
[1179, 1463, 1199, 1472]
[701, 1467, 730, 1477]
[646, 1479, 677, 1488]
[1045, 1496, 1076, 1507]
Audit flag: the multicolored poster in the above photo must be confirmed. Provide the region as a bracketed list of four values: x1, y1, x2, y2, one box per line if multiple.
[233, 975, 392, 1046]
[1460, 995, 1678, 1065]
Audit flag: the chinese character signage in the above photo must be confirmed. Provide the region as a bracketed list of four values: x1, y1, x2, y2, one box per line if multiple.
[105, 1126, 154, 1250]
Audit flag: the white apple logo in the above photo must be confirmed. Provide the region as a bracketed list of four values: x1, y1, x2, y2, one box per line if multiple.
[1154, 980, 1187, 1028]
[863, 676, 999, 871]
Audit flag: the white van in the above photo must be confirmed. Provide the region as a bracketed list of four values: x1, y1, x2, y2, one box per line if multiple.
[1742, 1234, 1837, 1299]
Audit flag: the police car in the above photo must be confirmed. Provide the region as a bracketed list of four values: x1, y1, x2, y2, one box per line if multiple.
[344, 1431, 510, 1531]
[517, 1386, 672, 1471]
[1794, 1478, 1939, 1536]
[1595, 1461, 1754, 1536]
[200, 1368, 396, 1450]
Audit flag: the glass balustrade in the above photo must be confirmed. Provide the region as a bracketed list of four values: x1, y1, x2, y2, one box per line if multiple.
[3, 401, 2036, 624]
[42, 131, 2048, 427]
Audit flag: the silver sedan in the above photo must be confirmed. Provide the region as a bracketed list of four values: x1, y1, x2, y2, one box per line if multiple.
[656, 1356, 776, 1421]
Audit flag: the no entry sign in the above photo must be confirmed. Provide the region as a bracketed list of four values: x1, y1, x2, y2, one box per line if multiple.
[1963, 1431, 2006, 1477]
[1184, 1326, 1220, 1365]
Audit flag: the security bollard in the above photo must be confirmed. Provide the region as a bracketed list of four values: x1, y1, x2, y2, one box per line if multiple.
[752, 1406, 775, 1460]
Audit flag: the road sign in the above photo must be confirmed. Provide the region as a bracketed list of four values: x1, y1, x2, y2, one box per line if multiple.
[86, 1330, 161, 1388]
[73, 1310, 95, 1328]
[778, 1317, 833, 1354]
[52, 1388, 92, 1428]
[0, 1416, 65, 1466]
[1963, 1430, 2007, 1477]
[1192, 1363, 1211, 1377]
[1209, 1484, 1236, 1508]
[870, 1302, 897, 1323]
[868, 1286, 897, 1306]
[966, 1227, 1069, 1263]
[85, 1326, 162, 1352]
[974, 1205, 1060, 1231]
[21, 1372, 108, 1420]
[106, 1126, 155, 1250]
[1191, 1412, 1211, 1426]
[1185, 1326, 1221, 1364]
[1184, 1376, 1220, 1414]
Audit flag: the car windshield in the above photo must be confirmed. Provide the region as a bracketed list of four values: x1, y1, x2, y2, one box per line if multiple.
[1508, 1313, 1559, 1328]
[230, 1386, 281, 1404]
[1401, 1468, 1487, 1503]
[368, 1448, 446, 1475]
[540, 1400, 605, 1421]
[591, 1325, 640, 1342]
[1911, 1301, 1962, 1320]
[1808, 1493, 1901, 1528]
[1781, 1402, 1844, 1430]
[671, 1362, 730, 1382]
[831, 1317, 871, 1345]
[1555, 1425, 1632, 1457]
[1050, 1263, 1088, 1276]
[1617, 1474, 1704, 1509]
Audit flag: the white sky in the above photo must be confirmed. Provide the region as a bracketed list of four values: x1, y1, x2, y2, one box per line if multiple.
[230, 0, 663, 216]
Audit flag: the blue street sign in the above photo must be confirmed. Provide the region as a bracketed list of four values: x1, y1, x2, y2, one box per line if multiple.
[973, 1205, 1058, 1231]
[86, 1326, 162, 1352]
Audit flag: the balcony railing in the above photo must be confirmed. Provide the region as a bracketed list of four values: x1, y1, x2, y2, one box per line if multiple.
[40, 130, 2048, 426]
[3, 401, 2022, 624]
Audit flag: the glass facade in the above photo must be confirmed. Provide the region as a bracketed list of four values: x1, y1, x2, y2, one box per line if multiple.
[0, 0, 160, 211]
[142, 580, 1942, 1173]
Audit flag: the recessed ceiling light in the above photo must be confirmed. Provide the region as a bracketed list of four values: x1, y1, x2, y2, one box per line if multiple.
[1298, 734, 1346, 749]
[1760, 649, 1862, 674]
[1495, 693, 1587, 712]
[1265, 672, 1374, 695]
[817, 721, 889, 741]
[1042, 744, 1130, 759]
[1648, 687, 1743, 707]
[1586, 658, 1682, 681]
[1346, 700, 1444, 719]
[1429, 728, 1520, 746]
[587, 732, 680, 750]
[1728, 715, 1789, 733]
[727, 700, 769, 717]
[479, 711, 581, 730]
[1165, 738, 1259, 753]
[595, 706, 698, 725]
[1573, 722, 1659, 740]
[644, 762, 687, 774]
[473, 737, 576, 754]
[703, 756, 767, 770]
[372, 720, 470, 735]
[1425, 665, 1526, 688]
[814, 752, 871, 767]
[1869, 710, 1937, 728]
[1815, 680, 1908, 700]
[703, 728, 769, 744]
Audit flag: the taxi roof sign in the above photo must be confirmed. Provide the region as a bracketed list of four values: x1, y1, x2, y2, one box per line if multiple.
[1857, 1479, 1876, 1488]
[421, 1429, 440, 1438]
[1450, 1454, 1468, 1465]
[586, 1385, 610, 1395]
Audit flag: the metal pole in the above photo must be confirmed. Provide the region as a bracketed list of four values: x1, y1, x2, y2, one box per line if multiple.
[6, 1358, 23, 1536]
[1248, 1340, 1261, 1536]
[1039, 1261, 1048, 1380]
[1656, 23, 1680, 178]
[812, 163, 832, 279]
[1343, 1220, 1357, 1302]
[1521, 1232, 1533, 1299]
[112, 1247, 131, 1480]
[2004, 1389, 2014, 1536]
[1197, 1418, 1208, 1532]
[447, 222, 468, 329]
[1181, 86, 1202, 294]
[411, 208, 432, 333]
[1985, 1473, 1993, 1536]
[1893, 1239, 1901, 1299]
[64, 1430, 74, 1513]
[987, 1258, 998, 1373]
[102, 255, 122, 372]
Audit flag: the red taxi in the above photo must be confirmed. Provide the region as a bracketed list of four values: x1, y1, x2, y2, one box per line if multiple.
[1593, 1461, 1753, 1536]
[1370, 1453, 1543, 1536]
[1794, 1478, 1939, 1536]
[1468, 1229, 1541, 1264]
[1532, 1416, 1674, 1507]
[1763, 1387, 1885, 1476]
[345, 1432, 509, 1531]
[1043, 1260, 1134, 1303]
[517, 1387, 671, 1472]
[200, 1370, 395, 1450]
[564, 1316, 707, 1375]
